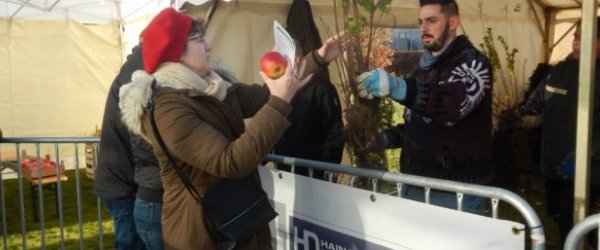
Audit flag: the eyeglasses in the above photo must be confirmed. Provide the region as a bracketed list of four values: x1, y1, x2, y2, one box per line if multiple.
[187, 36, 205, 43]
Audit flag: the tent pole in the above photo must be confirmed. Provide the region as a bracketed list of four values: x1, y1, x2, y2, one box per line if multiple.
[544, 9, 556, 62]
[529, 0, 547, 10]
[205, 0, 220, 26]
[549, 22, 578, 55]
[115, 0, 125, 64]
[574, 0, 596, 229]
[10, 0, 44, 10]
[526, 0, 546, 40]
[47, 0, 61, 11]
[5, 0, 45, 19]
[526, 0, 548, 62]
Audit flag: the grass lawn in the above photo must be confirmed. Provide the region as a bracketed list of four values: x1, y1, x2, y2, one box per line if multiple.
[0, 169, 114, 250]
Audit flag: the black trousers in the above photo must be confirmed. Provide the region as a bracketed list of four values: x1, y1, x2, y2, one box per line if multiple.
[545, 178, 600, 246]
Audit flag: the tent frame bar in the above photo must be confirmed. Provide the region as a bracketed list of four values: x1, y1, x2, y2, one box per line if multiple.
[0, 0, 44, 11]
[0, 0, 63, 20]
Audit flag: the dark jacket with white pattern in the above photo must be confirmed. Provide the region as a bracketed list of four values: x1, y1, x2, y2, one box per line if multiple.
[397, 35, 494, 184]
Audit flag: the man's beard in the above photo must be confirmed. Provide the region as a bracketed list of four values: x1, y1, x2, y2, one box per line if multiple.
[423, 23, 450, 52]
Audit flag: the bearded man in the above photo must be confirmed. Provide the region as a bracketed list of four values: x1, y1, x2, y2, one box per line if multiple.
[357, 0, 494, 215]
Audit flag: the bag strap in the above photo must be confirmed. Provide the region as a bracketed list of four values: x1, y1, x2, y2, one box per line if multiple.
[146, 80, 203, 203]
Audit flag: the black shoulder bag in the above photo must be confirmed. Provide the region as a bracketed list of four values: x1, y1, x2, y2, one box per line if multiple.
[146, 82, 278, 249]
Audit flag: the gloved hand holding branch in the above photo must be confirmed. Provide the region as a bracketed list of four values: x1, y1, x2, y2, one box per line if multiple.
[357, 68, 407, 101]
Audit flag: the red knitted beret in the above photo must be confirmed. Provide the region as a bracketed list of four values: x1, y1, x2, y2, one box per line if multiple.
[142, 8, 193, 73]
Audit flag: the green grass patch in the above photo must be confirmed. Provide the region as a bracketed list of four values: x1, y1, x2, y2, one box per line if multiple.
[0, 169, 114, 249]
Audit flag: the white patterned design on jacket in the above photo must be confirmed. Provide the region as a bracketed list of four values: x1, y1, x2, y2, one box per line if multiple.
[448, 59, 490, 118]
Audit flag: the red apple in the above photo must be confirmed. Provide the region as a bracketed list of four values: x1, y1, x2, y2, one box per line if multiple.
[260, 51, 288, 79]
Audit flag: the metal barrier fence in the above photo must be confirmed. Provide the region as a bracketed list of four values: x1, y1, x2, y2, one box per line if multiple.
[265, 154, 546, 250]
[0, 137, 546, 249]
[0, 137, 103, 250]
[564, 213, 600, 250]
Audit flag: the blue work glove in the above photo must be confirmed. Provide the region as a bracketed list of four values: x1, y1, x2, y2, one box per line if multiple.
[379, 131, 390, 148]
[557, 152, 575, 180]
[357, 68, 407, 101]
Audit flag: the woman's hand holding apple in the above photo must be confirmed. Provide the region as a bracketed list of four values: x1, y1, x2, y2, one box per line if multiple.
[260, 54, 312, 103]
[260, 51, 288, 79]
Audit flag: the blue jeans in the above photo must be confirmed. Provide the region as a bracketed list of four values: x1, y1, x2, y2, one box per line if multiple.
[402, 185, 486, 215]
[101, 198, 146, 250]
[134, 198, 164, 250]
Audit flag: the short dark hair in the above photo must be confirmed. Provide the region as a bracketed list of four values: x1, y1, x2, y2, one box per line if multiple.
[575, 17, 600, 38]
[188, 18, 207, 39]
[419, 0, 459, 17]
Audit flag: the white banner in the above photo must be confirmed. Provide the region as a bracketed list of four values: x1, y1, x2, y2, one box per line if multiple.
[259, 166, 525, 250]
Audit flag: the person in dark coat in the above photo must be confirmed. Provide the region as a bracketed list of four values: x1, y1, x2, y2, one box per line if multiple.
[272, 75, 344, 179]
[273, 0, 344, 179]
[95, 45, 164, 250]
[357, 0, 494, 215]
[94, 45, 146, 250]
[518, 18, 600, 246]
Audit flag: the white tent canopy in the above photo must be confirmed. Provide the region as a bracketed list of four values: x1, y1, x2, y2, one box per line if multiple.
[0, 0, 180, 23]
[0, 0, 173, 137]
[0, 0, 587, 138]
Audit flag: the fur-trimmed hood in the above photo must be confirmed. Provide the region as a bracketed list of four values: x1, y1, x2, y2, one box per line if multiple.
[118, 63, 237, 139]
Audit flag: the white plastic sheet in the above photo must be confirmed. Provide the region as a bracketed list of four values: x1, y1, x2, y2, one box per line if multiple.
[259, 167, 525, 250]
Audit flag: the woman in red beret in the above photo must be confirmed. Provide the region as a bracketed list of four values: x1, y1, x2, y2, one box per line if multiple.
[118, 7, 346, 250]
